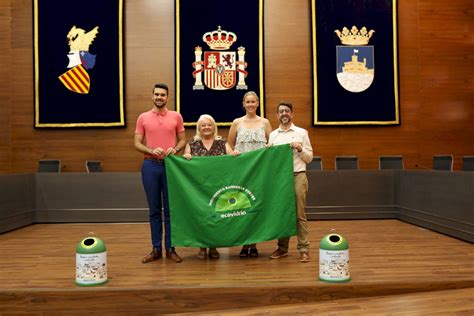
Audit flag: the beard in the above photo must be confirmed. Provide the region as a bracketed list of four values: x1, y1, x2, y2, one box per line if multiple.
[154, 100, 166, 108]
[279, 116, 291, 124]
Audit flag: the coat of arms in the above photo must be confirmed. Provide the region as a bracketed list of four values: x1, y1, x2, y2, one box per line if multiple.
[335, 26, 375, 93]
[58, 26, 99, 94]
[192, 26, 248, 91]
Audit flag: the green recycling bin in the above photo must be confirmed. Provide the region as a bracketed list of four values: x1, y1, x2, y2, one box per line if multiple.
[319, 232, 350, 282]
[75, 236, 108, 286]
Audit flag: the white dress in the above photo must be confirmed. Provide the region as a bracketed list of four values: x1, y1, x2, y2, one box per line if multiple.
[235, 125, 267, 153]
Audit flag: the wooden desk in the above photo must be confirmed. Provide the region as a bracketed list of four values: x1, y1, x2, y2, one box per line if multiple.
[1, 171, 473, 242]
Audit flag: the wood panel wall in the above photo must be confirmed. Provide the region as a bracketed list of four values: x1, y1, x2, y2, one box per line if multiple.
[0, 0, 472, 173]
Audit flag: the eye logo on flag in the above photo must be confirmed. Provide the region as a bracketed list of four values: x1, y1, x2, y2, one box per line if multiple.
[192, 26, 248, 91]
[335, 26, 375, 93]
[58, 26, 99, 94]
[209, 186, 255, 212]
[209, 185, 256, 215]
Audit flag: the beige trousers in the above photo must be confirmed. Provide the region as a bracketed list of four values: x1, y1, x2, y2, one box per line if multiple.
[277, 172, 310, 253]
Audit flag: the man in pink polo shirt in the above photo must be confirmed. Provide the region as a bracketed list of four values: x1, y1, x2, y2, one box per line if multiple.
[134, 83, 186, 263]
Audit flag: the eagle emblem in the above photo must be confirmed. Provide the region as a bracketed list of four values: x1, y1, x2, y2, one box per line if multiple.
[59, 26, 99, 94]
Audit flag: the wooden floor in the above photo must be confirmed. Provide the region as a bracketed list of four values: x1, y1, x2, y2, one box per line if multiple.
[0, 220, 473, 314]
[187, 288, 474, 315]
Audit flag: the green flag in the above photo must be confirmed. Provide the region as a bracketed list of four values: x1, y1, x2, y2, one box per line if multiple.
[165, 144, 297, 247]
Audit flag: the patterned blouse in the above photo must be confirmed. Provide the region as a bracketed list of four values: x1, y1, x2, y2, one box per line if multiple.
[235, 125, 267, 153]
[188, 139, 227, 157]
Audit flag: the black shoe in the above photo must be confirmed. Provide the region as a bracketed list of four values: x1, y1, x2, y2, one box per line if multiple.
[239, 247, 249, 258]
[249, 248, 259, 257]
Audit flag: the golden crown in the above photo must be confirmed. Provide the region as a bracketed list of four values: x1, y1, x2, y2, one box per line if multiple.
[335, 26, 375, 46]
[202, 26, 237, 50]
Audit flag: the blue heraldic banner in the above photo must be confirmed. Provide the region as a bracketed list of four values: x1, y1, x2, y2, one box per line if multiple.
[176, 0, 265, 126]
[311, 0, 399, 125]
[34, 0, 125, 128]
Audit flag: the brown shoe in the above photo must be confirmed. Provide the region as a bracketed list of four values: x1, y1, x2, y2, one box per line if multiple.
[197, 248, 207, 259]
[299, 252, 310, 263]
[166, 249, 183, 263]
[269, 248, 288, 259]
[142, 248, 162, 263]
[208, 248, 220, 259]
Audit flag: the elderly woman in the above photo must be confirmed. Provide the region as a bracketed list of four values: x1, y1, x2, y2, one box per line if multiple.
[228, 91, 272, 258]
[183, 114, 233, 259]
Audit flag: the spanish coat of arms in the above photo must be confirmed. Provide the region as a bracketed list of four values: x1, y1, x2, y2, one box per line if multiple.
[192, 26, 248, 91]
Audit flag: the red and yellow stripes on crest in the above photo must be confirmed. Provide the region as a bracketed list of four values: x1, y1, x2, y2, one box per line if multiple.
[58, 64, 90, 94]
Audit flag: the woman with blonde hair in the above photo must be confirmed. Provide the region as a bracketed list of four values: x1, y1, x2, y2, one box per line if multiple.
[228, 91, 272, 258]
[183, 114, 233, 259]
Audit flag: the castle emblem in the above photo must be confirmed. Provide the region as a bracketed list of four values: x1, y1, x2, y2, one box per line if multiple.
[58, 26, 99, 94]
[192, 26, 248, 91]
[334, 26, 375, 93]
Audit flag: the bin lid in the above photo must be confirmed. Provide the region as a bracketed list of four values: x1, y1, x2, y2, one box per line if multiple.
[320, 233, 348, 250]
[76, 236, 106, 254]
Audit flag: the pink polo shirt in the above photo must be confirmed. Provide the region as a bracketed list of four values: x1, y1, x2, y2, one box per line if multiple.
[135, 109, 185, 158]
